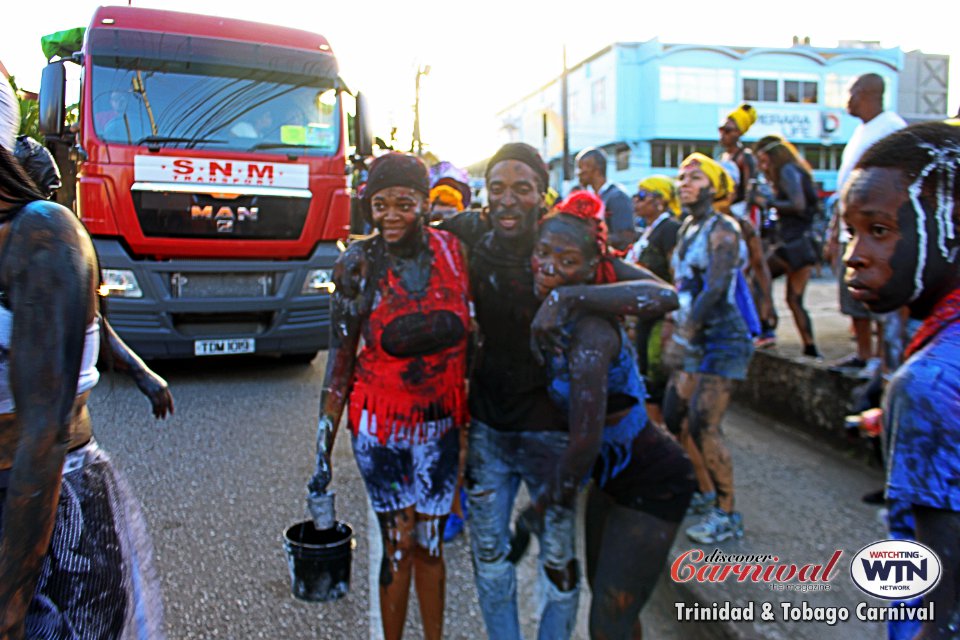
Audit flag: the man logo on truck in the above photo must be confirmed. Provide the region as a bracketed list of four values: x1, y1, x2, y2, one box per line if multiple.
[190, 205, 259, 233]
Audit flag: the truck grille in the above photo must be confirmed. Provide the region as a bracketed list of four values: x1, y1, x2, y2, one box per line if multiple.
[166, 272, 275, 298]
[172, 312, 273, 337]
[133, 190, 309, 240]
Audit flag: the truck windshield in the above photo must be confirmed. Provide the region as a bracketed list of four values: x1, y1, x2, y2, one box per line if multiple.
[90, 61, 340, 155]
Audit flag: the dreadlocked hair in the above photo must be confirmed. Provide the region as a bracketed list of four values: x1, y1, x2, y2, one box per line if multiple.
[0, 144, 46, 209]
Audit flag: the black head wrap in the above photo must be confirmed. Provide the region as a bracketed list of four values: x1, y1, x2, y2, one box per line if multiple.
[485, 143, 549, 192]
[361, 152, 430, 220]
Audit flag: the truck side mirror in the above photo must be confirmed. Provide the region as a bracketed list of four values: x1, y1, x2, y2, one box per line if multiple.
[354, 92, 373, 157]
[39, 62, 66, 137]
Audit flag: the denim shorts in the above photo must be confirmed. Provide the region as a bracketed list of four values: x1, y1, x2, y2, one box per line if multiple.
[683, 303, 755, 380]
[351, 411, 460, 516]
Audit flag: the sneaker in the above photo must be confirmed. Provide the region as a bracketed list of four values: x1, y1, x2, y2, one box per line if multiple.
[802, 344, 823, 359]
[754, 333, 777, 349]
[686, 491, 717, 517]
[828, 354, 866, 373]
[686, 508, 744, 544]
[857, 357, 882, 380]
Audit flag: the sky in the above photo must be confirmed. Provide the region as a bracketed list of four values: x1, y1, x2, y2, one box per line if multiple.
[1, 0, 957, 167]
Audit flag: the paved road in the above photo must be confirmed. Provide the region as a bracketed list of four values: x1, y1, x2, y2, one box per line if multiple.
[88, 351, 885, 639]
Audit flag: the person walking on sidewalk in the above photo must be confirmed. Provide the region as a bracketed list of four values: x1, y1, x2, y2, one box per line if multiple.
[754, 135, 822, 358]
[825, 73, 906, 375]
[667, 153, 755, 544]
[305, 153, 472, 640]
[576, 147, 636, 251]
[527, 191, 693, 639]
[841, 121, 960, 640]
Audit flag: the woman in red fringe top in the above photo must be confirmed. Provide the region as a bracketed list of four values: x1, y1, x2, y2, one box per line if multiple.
[306, 152, 471, 640]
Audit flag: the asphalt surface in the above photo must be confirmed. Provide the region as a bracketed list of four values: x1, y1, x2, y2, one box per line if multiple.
[88, 348, 885, 640]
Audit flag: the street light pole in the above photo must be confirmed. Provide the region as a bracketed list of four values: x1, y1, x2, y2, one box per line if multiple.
[413, 64, 430, 157]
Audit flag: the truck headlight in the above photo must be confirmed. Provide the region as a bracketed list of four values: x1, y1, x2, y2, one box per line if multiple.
[302, 269, 335, 295]
[99, 269, 143, 298]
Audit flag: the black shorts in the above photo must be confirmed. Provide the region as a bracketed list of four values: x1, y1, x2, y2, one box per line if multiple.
[596, 423, 696, 523]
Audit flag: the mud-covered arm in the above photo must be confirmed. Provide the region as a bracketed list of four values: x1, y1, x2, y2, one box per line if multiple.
[99, 317, 173, 419]
[306, 251, 365, 497]
[540, 316, 618, 510]
[0, 209, 96, 640]
[739, 218, 775, 323]
[531, 267, 677, 361]
[682, 218, 739, 339]
[765, 163, 808, 218]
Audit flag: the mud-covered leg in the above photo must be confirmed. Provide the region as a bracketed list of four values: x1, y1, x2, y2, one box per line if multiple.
[588, 502, 681, 640]
[413, 514, 447, 640]
[688, 374, 735, 512]
[376, 506, 416, 640]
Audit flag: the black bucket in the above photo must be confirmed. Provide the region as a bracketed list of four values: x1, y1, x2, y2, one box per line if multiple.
[282, 520, 355, 602]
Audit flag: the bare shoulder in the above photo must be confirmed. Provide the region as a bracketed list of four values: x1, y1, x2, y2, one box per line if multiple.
[3, 201, 94, 271]
[712, 213, 742, 241]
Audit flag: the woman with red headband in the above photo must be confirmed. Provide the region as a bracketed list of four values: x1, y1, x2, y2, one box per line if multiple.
[305, 152, 471, 640]
[525, 191, 694, 639]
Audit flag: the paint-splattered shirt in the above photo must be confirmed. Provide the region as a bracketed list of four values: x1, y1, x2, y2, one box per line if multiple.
[883, 321, 960, 511]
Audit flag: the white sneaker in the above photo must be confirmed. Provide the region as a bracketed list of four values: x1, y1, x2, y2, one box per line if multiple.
[686, 508, 744, 544]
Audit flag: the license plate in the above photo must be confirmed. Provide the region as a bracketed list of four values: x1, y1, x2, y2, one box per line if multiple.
[194, 338, 255, 356]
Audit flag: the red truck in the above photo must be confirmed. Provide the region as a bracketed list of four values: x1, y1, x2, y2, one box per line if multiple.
[38, 6, 371, 361]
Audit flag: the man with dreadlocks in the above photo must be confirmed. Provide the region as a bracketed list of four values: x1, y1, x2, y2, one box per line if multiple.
[842, 121, 960, 640]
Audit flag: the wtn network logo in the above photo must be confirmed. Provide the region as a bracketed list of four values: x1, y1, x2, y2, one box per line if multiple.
[850, 540, 942, 600]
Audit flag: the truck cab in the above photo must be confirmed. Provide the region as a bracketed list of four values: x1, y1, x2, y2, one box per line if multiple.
[39, 6, 371, 361]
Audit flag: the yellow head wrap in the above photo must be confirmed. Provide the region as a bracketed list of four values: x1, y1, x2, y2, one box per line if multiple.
[726, 104, 757, 135]
[429, 184, 465, 212]
[679, 153, 734, 203]
[637, 175, 680, 216]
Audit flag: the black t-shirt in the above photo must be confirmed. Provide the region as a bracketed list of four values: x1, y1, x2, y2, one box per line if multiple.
[636, 217, 680, 283]
[775, 163, 819, 242]
[440, 211, 566, 432]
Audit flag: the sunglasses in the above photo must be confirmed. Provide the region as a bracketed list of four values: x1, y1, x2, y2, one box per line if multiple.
[719, 126, 739, 134]
[633, 190, 652, 201]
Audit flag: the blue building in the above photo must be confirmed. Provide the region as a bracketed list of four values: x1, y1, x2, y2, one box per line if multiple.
[496, 38, 949, 195]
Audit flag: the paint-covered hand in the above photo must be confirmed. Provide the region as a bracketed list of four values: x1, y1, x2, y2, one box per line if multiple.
[134, 369, 174, 419]
[530, 289, 573, 365]
[333, 240, 366, 300]
[306, 490, 336, 531]
[308, 415, 336, 494]
[506, 502, 544, 564]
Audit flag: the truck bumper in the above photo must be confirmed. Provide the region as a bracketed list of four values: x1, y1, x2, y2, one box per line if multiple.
[94, 239, 338, 359]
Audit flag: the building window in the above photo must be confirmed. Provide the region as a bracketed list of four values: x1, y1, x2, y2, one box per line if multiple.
[742, 78, 779, 102]
[824, 74, 859, 108]
[650, 140, 716, 168]
[592, 78, 606, 114]
[796, 144, 844, 171]
[616, 147, 630, 171]
[661, 67, 735, 104]
[784, 80, 819, 104]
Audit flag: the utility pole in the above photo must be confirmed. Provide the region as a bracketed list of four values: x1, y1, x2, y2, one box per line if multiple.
[561, 45, 570, 182]
[413, 64, 430, 157]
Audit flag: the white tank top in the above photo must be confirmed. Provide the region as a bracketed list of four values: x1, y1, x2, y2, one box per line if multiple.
[0, 310, 100, 413]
